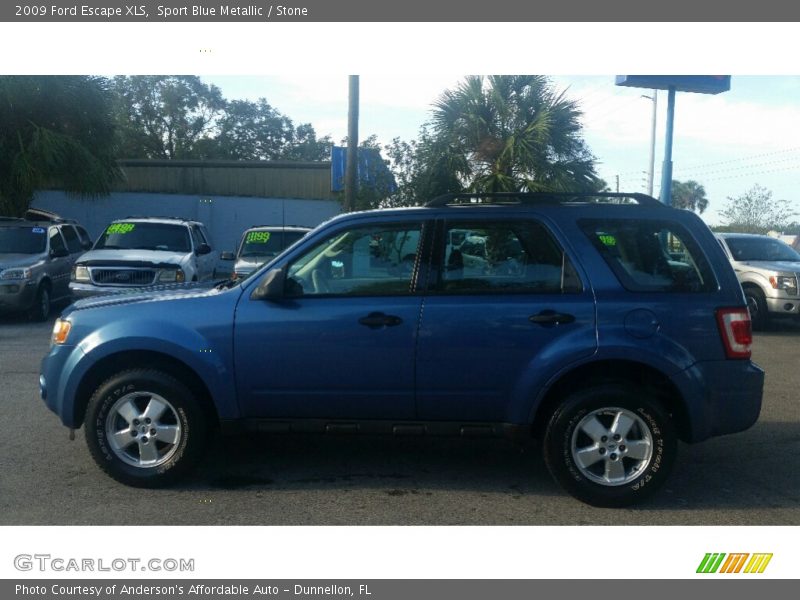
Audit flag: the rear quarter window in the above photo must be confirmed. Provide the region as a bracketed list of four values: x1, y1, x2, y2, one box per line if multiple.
[580, 219, 717, 293]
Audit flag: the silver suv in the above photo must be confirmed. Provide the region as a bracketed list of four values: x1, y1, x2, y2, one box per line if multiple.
[0, 217, 92, 320]
[70, 217, 217, 298]
[716, 233, 800, 328]
[222, 225, 311, 281]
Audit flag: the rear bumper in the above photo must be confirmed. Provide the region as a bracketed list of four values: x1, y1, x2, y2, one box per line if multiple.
[671, 359, 764, 443]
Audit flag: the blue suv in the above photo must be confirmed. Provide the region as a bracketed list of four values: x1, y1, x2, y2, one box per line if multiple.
[40, 193, 764, 507]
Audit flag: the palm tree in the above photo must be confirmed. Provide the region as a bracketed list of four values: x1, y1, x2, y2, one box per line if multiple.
[0, 76, 121, 217]
[430, 75, 602, 193]
[671, 180, 709, 213]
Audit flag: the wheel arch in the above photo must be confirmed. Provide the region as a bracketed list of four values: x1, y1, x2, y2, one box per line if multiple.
[531, 359, 691, 443]
[73, 350, 219, 429]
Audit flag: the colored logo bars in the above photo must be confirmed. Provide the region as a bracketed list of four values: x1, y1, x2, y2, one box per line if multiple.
[697, 553, 773, 574]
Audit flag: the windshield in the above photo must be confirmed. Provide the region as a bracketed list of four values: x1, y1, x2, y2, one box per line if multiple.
[0, 227, 48, 254]
[724, 237, 800, 262]
[239, 230, 306, 258]
[94, 222, 191, 253]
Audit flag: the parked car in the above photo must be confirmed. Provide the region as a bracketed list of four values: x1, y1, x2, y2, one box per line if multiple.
[222, 225, 311, 281]
[70, 217, 217, 298]
[0, 215, 91, 320]
[716, 233, 800, 329]
[40, 193, 763, 507]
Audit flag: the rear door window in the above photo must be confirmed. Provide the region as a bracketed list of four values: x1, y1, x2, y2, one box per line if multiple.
[60, 225, 82, 254]
[581, 219, 717, 293]
[437, 220, 582, 294]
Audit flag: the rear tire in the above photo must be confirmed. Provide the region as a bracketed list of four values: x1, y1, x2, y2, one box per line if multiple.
[543, 383, 677, 507]
[84, 369, 207, 487]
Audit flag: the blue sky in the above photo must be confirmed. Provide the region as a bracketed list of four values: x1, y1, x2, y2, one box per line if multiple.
[204, 75, 800, 226]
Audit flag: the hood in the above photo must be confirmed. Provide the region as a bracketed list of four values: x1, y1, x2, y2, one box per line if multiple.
[0, 253, 45, 269]
[63, 281, 230, 316]
[234, 257, 267, 274]
[76, 248, 188, 266]
[737, 260, 800, 273]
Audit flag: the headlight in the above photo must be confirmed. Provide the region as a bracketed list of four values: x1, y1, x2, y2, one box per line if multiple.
[158, 268, 185, 283]
[769, 275, 798, 295]
[51, 319, 72, 345]
[72, 265, 90, 282]
[0, 267, 32, 280]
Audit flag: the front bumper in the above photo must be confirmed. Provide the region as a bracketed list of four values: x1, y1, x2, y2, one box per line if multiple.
[70, 282, 143, 299]
[765, 295, 800, 316]
[0, 280, 37, 312]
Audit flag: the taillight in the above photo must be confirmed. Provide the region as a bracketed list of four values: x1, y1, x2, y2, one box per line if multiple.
[716, 308, 752, 359]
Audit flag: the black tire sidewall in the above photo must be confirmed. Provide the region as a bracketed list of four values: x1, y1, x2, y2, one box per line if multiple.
[544, 384, 676, 508]
[30, 284, 50, 322]
[745, 288, 768, 330]
[84, 369, 205, 487]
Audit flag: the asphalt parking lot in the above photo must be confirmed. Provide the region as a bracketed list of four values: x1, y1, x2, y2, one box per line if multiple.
[0, 311, 798, 525]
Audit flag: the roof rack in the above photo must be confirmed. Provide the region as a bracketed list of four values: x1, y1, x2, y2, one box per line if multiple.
[121, 215, 193, 222]
[23, 208, 77, 223]
[425, 192, 663, 208]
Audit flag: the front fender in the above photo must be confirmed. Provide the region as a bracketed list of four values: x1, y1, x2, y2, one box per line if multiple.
[59, 320, 236, 427]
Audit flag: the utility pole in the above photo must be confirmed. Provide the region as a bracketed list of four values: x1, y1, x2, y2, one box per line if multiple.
[344, 75, 359, 213]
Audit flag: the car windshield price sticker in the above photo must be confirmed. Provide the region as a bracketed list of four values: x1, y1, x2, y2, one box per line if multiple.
[31, 227, 45, 234]
[246, 231, 271, 244]
[106, 223, 136, 235]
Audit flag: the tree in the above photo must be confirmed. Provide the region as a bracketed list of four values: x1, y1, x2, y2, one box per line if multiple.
[384, 126, 466, 206]
[213, 98, 294, 160]
[0, 76, 121, 217]
[718, 184, 797, 233]
[671, 179, 708, 213]
[110, 76, 226, 159]
[429, 75, 602, 193]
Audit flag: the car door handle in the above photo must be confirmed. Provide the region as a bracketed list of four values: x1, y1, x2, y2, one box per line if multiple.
[359, 312, 403, 328]
[529, 310, 576, 326]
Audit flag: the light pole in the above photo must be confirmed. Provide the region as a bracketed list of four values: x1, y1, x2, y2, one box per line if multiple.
[659, 86, 676, 207]
[641, 90, 657, 197]
[345, 75, 359, 212]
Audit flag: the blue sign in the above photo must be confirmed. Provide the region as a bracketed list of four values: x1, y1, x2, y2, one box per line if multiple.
[615, 75, 731, 95]
[331, 146, 397, 194]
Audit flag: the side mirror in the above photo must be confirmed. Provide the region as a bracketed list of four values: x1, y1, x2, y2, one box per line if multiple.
[81, 240, 93, 250]
[195, 243, 212, 256]
[220, 251, 235, 261]
[250, 267, 285, 301]
[50, 247, 69, 259]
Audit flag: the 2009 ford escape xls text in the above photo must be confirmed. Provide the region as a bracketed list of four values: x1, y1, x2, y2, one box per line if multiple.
[40, 193, 764, 507]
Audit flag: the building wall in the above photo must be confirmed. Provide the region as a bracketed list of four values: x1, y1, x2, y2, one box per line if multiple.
[32, 191, 341, 254]
[111, 160, 336, 200]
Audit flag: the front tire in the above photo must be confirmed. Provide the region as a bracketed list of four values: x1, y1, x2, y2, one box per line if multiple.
[543, 383, 676, 507]
[744, 287, 769, 330]
[29, 284, 51, 322]
[84, 369, 207, 487]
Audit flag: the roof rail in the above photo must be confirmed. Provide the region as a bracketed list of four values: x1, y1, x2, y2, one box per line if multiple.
[425, 192, 663, 208]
